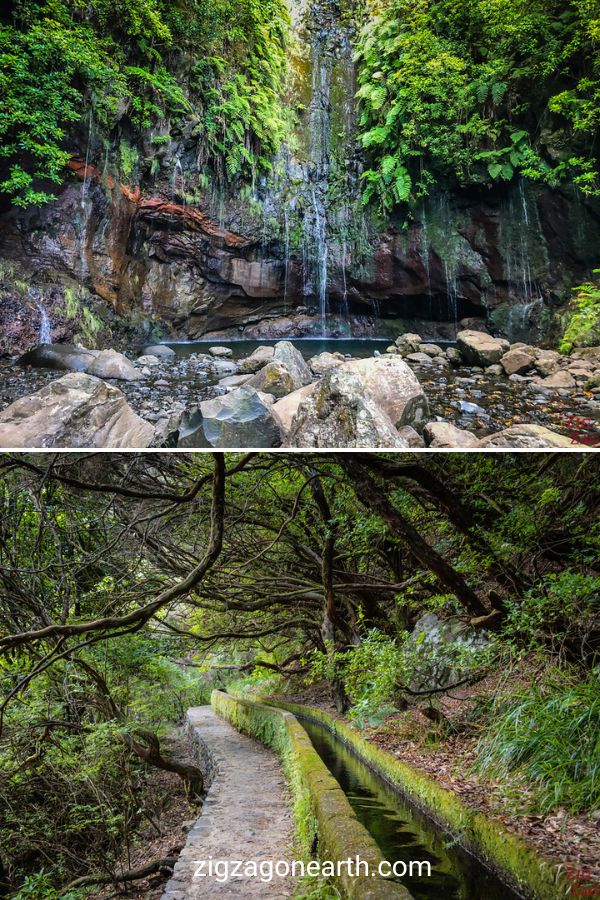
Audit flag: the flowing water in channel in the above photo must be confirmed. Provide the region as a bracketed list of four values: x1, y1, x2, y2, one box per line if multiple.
[300, 719, 522, 900]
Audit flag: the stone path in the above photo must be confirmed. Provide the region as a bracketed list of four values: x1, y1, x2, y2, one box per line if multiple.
[162, 706, 294, 899]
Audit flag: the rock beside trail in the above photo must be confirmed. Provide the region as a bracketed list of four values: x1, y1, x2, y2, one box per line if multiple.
[237, 346, 275, 374]
[480, 424, 582, 448]
[424, 422, 481, 448]
[0, 373, 155, 448]
[142, 344, 176, 359]
[87, 349, 141, 382]
[285, 369, 409, 448]
[198, 387, 282, 448]
[457, 330, 510, 367]
[18, 343, 99, 373]
[343, 356, 429, 431]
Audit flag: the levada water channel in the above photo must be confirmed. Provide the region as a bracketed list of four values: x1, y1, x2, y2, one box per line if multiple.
[300, 717, 523, 900]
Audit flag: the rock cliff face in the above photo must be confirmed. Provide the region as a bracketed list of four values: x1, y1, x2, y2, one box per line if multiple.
[0, 0, 598, 354]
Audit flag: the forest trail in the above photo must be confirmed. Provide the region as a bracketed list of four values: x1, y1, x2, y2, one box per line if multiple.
[162, 707, 294, 899]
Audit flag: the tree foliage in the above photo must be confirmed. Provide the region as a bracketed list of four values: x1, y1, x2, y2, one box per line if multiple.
[355, 0, 600, 211]
[0, 452, 598, 892]
[0, 0, 289, 206]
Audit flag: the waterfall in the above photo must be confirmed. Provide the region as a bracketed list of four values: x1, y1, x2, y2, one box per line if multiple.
[34, 297, 52, 345]
[306, 24, 332, 336]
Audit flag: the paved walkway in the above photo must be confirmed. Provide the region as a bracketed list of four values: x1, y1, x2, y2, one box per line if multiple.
[162, 707, 294, 899]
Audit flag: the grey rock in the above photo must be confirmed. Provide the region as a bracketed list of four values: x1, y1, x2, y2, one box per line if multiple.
[0, 373, 155, 448]
[285, 369, 409, 448]
[143, 344, 176, 359]
[87, 349, 141, 382]
[199, 387, 282, 448]
[137, 354, 161, 367]
[397, 425, 426, 448]
[480, 424, 584, 448]
[500, 349, 535, 376]
[456, 330, 510, 367]
[424, 422, 481, 448]
[342, 355, 430, 431]
[273, 341, 312, 387]
[18, 343, 99, 373]
[308, 351, 345, 376]
[237, 346, 275, 374]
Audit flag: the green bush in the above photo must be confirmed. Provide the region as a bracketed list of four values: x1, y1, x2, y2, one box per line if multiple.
[355, 0, 600, 211]
[559, 271, 600, 353]
[475, 674, 600, 813]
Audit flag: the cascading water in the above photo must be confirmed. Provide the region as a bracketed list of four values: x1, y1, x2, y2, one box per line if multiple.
[501, 180, 544, 341]
[79, 109, 94, 279]
[31, 292, 52, 345]
[305, 20, 333, 335]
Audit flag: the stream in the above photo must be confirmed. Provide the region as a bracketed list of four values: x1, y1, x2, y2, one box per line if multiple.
[300, 718, 522, 900]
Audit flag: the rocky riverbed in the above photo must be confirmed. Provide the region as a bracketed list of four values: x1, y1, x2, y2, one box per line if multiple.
[0, 331, 599, 448]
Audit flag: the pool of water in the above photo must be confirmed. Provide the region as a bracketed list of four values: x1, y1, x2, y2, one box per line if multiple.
[301, 718, 522, 900]
[162, 338, 402, 360]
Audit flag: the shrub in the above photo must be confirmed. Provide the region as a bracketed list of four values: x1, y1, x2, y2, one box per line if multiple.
[475, 674, 600, 813]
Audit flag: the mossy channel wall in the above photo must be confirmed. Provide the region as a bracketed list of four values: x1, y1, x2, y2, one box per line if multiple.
[211, 690, 413, 899]
[259, 699, 567, 900]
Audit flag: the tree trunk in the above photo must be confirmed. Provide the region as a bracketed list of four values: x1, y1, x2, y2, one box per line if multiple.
[338, 459, 489, 618]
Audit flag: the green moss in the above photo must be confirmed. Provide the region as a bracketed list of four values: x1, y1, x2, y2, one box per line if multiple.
[211, 691, 412, 900]
[263, 700, 568, 900]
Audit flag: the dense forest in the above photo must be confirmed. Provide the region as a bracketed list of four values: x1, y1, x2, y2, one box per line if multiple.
[0, 452, 598, 897]
[2, 0, 599, 209]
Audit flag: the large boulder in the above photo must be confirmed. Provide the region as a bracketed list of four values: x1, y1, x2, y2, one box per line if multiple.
[308, 351, 345, 376]
[18, 344, 98, 372]
[480, 424, 584, 448]
[342, 356, 429, 431]
[456, 330, 510, 367]
[424, 422, 481, 448]
[406, 614, 490, 692]
[142, 344, 176, 360]
[247, 359, 297, 398]
[209, 346, 233, 358]
[272, 385, 315, 434]
[395, 333, 422, 356]
[284, 369, 409, 448]
[87, 349, 141, 382]
[272, 341, 312, 387]
[0, 373, 155, 448]
[237, 345, 275, 374]
[198, 387, 282, 448]
[500, 349, 534, 377]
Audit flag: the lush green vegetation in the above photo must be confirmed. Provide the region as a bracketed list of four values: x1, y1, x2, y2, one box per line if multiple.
[0, 453, 598, 894]
[560, 271, 600, 353]
[355, 0, 600, 211]
[0, 0, 289, 206]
